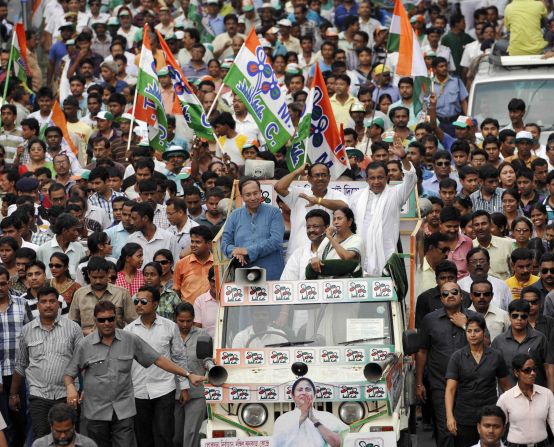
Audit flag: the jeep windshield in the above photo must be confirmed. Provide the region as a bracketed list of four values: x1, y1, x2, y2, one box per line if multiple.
[221, 302, 393, 348]
[471, 79, 554, 130]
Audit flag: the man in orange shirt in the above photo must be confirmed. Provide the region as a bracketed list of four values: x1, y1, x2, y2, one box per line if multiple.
[173, 225, 214, 303]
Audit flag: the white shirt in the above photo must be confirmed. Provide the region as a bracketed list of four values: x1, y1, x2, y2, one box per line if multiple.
[470, 442, 506, 447]
[279, 185, 347, 260]
[460, 40, 487, 68]
[274, 408, 348, 447]
[458, 274, 513, 311]
[86, 205, 111, 230]
[468, 304, 511, 341]
[168, 217, 199, 254]
[497, 384, 554, 444]
[233, 113, 266, 144]
[232, 326, 287, 348]
[21, 240, 39, 251]
[36, 237, 86, 279]
[125, 316, 189, 399]
[281, 242, 318, 281]
[127, 227, 181, 265]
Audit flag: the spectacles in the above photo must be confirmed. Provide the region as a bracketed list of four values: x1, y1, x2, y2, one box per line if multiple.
[510, 313, 529, 320]
[520, 366, 537, 374]
[524, 299, 540, 306]
[49, 263, 64, 269]
[435, 161, 450, 167]
[156, 260, 171, 265]
[96, 316, 116, 323]
[542, 268, 554, 274]
[472, 291, 492, 297]
[513, 228, 530, 233]
[441, 289, 460, 298]
[133, 298, 151, 305]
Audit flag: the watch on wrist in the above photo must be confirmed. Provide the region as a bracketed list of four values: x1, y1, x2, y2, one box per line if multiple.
[313, 421, 322, 428]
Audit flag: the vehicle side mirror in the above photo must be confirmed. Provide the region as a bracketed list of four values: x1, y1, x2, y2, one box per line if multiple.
[196, 334, 214, 360]
[402, 329, 421, 355]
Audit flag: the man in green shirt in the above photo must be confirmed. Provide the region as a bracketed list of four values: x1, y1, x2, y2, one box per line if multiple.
[504, 0, 548, 55]
[440, 13, 474, 76]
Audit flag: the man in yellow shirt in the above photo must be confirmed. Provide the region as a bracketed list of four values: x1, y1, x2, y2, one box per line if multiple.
[505, 248, 539, 300]
[330, 74, 356, 130]
[504, 0, 547, 55]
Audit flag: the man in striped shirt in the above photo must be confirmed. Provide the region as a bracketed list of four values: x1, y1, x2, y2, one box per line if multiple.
[0, 265, 33, 446]
[88, 166, 125, 225]
[0, 104, 24, 167]
[9, 286, 83, 439]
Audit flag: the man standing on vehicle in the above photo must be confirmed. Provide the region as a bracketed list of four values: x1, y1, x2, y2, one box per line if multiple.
[349, 138, 416, 276]
[275, 163, 347, 260]
[416, 281, 480, 447]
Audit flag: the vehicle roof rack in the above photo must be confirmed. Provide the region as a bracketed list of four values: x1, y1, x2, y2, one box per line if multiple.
[489, 53, 554, 67]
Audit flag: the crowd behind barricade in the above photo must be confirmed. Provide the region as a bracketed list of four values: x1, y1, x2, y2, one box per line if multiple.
[1, 0, 554, 445]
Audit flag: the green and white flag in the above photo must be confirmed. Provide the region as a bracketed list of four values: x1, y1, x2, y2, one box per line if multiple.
[223, 28, 295, 153]
[135, 25, 169, 152]
[286, 86, 314, 171]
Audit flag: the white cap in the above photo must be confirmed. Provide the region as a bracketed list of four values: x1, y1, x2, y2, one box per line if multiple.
[277, 18, 292, 27]
[515, 130, 534, 141]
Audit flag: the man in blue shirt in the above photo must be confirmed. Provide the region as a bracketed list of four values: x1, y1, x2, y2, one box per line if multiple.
[205, 0, 225, 37]
[47, 22, 75, 86]
[432, 56, 468, 136]
[335, 0, 359, 31]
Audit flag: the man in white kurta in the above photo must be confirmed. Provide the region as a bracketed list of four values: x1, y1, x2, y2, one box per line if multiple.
[275, 163, 348, 261]
[350, 139, 416, 276]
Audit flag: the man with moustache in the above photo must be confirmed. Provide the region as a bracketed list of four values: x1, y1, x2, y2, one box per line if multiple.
[416, 281, 481, 447]
[439, 206, 473, 279]
[468, 278, 510, 341]
[281, 209, 330, 281]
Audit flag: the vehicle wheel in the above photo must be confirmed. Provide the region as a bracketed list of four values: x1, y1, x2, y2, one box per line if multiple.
[397, 429, 412, 447]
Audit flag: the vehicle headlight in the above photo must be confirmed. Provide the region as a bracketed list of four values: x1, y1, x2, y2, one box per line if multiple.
[241, 404, 268, 427]
[339, 402, 365, 424]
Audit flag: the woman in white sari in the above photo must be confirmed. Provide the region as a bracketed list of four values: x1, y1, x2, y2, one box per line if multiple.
[273, 378, 347, 447]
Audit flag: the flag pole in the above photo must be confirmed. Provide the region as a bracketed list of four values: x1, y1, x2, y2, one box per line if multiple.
[2, 31, 15, 103]
[126, 28, 146, 158]
[363, 50, 389, 156]
[205, 82, 224, 120]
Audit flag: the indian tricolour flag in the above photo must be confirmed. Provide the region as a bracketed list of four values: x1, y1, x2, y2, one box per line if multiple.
[223, 28, 295, 153]
[286, 83, 314, 172]
[156, 30, 215, 141]
[134, 25, 168, 153]
[11, 23, 32, 92]
[387, 0, 430, 116]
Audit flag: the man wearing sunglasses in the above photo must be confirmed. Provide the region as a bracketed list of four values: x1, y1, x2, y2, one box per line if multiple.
[458, 247, 512, 311]
[521, 286, 554, 342]
[416, 281, 481, 446]
[125, 285, 194, 447]
[64, 300, 204, 447]
[492, 299, 554, 391]
[468, 278, 510, 341]
[537, 253, 554, 315]
[415, 231, 451, 297]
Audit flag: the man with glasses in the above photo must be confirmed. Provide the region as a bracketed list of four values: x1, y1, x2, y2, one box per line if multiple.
[458, 248, 512, 311]
[468, 278, 510, 341]
[492, 299, 554, 390]
[472, 210, 514, 280]
[69, 256, 136, 335]
[275, 162, 347, 260]
[521, 286, 554, 341]
[422, 150, 461, 196]
[125, 285, 194, 447]
[416, 281, 480, 446]
[505, 248, 539, 300]
[64, 300, 204, 447]
[531, 253, 554, 308]
[415, 260, 472, 328]
[415, 232, 451, 297]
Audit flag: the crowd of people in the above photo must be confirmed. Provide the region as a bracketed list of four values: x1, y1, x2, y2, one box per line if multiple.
[0, 0, 553, 445]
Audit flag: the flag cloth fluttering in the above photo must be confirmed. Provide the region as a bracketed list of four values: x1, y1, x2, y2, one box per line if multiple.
[156, 30, 215, 142]
[10, 23, 32, 93]
[286, 84, 314, 172]
[51, 101, 79, 156]
[223, 28, 295, 153]
[134, 25, 169, 152]
[305, 63, 350, 180]
[387, 0, 430, 116]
